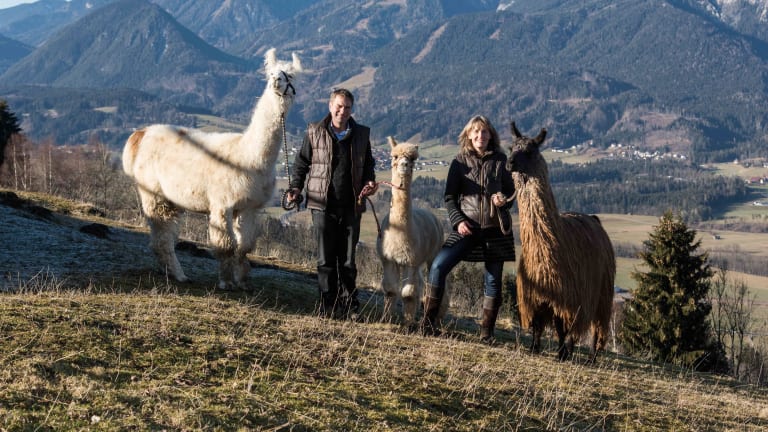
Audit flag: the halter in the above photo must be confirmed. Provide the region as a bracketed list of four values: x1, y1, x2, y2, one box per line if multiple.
[281, 71, 295, 96]
[378, 154, 413, 194]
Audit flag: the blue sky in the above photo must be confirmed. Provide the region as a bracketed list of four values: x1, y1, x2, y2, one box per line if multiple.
[0, 0, 38, 9]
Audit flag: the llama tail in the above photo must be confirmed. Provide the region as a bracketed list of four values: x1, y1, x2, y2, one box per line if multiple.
[122, 129, 145, 175]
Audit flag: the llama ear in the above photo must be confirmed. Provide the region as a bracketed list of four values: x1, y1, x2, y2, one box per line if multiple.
[291, 52, 303, 72]
[534, 128, 547, 146]
[510, 121, 522, 138]
[264, 48, 277, 69]
[387, 136, 397, 148]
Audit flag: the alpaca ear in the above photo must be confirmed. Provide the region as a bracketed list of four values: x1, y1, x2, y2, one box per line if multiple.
[264, 48, 277, 69]
[387, 136, 397, 148]
[291, 52, 303, 72]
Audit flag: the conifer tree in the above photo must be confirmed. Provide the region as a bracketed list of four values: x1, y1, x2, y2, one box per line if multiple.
[619, 211, 725, 371]
[0, 99, 22, 169]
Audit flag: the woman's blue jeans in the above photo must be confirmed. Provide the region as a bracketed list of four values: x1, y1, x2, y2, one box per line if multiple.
[428, 233, 504, 300]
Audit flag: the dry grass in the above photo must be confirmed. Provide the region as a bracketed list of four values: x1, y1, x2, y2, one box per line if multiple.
[1, 272, 767, 431]
[3, 173, 767, 430]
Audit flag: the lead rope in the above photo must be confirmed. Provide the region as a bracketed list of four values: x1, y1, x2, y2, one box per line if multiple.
[357, 180, 406, 238]
[280, 112, 303, 211]
[362, 196, 381, 237]
[490, 192, 516, 235]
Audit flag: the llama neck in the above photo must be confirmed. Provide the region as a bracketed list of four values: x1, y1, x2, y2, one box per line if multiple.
[516, 174, 563, 263]
[388, 173, 412, 230]
[240, 91, 291, 170]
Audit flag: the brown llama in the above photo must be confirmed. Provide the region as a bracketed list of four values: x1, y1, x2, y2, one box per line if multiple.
[506, 121, 615, 361]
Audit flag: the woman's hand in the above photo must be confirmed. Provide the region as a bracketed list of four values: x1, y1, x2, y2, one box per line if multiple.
[457, 220, 473, 236]
[492, 193, 507, 207]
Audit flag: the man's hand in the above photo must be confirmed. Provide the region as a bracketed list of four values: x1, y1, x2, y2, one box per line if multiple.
[287, 188, 302, 203]
[360, 181, 378, 197]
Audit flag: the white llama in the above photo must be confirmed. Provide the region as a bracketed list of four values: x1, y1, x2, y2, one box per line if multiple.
[376, 137, 447, 328]
[122, 48, 302, 289]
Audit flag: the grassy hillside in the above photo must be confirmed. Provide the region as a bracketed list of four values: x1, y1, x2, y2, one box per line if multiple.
[2, 190, 768, 430]
[2, 284, 768, 430]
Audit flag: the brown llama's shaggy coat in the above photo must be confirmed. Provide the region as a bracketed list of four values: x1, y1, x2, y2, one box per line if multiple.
[506, 122, 615, 361]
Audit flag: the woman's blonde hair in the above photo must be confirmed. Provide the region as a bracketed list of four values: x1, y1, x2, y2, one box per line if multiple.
[458, 115, 501, 155]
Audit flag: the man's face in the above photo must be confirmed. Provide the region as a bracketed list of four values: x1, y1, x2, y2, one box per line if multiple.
[329, 95, 353, 129]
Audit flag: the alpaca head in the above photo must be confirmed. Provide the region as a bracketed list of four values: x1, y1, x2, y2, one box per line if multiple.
[387, 136, 419, 182]
[263, 48, 303, 99]
[506, 121, 548, 185]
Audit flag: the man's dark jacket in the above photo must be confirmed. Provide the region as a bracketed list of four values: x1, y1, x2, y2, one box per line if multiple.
[290, 114, 376, 214]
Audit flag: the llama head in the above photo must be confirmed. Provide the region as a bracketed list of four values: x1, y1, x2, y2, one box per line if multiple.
[263, 48, 303, 98]
[506, 121, 548, 184]
[387, 136, 419, 178]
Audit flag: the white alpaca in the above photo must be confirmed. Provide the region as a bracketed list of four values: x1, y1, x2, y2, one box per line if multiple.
[376, 137, 447, 327]
[122, 48, 302, 289]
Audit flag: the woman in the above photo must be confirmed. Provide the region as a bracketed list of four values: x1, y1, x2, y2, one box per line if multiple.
[422, 115, 516, 342]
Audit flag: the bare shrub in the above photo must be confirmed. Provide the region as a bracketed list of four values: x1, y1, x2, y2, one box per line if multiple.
[448, 262, 484, 315]
[0, 135, 138, 221]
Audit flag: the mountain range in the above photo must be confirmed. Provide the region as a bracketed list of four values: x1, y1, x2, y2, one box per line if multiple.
[0, 0, 766, 164]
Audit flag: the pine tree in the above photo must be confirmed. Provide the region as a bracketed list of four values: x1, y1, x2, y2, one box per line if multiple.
[0, 99, 22, 169]
[619, 211, 725, 371]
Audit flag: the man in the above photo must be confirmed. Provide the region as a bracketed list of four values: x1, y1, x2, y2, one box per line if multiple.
[288, 88, 377, 319]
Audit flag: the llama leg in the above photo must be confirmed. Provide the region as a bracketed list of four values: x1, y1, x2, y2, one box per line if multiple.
[529, 306, 552, 354]
[233, 256, 252, 287]
[216, 250, 237, 289]
[589, 322, 608, 363]
[380, 261, 399, 323]
[232, 210, 259, 286]
[215, 249, 248, 290]
[209, 206, 237, 289]
[529, 315, 543, 354]
[587, 330, 600, 364]
[554, 316, 571, 361]
[147, 216, 188, 282]
[400, 267, 420, 328]
[139, 191, 187, 282]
